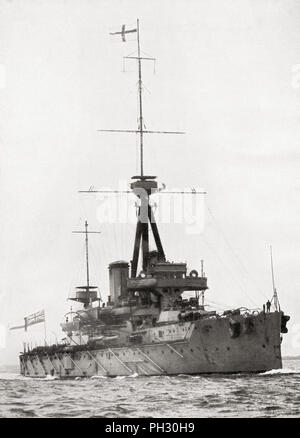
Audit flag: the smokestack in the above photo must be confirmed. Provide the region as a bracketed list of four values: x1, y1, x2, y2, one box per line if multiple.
[108, 261, 129, 303]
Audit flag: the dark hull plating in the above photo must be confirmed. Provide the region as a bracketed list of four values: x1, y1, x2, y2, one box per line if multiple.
[19, 312, 282, 377]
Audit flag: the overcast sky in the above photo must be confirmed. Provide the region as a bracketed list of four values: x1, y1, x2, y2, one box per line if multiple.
[1, 0, 300, 364]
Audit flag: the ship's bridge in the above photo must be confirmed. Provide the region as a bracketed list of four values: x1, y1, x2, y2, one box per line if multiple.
[148, 262, 186, 279]
[127, 261, 207, 293]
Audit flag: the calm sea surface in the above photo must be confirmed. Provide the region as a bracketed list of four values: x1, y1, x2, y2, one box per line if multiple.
[0, 359, 300, 418]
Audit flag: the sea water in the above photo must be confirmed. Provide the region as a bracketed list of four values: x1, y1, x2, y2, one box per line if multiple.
[0, 359, 299, 418]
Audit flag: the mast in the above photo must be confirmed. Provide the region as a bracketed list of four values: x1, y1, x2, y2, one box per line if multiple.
[81, 21, 206, 277]
[200, 260, 205, 307]
[85, 220, 90, 290]
[137, 18, 144, 177]
[72, 222, 101, 306]
[101, 19, 185, 177]
[96, 20, 188, 277]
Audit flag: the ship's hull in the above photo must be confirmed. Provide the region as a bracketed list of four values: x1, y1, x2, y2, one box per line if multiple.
[19, 311, 283, 378]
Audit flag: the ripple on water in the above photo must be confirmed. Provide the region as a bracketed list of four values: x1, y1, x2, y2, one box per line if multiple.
[0, 359, 300, 417]
[231, 388, 248, 396]
[8, 408, 38, 417]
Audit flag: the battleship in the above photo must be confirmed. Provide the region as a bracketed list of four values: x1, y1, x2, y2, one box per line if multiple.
[18, 20, 289, 378]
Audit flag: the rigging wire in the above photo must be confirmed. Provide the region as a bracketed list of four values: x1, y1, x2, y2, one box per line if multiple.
[205, 300, 234, 312]
[68, 240, 87, 301]
[200, 234, 259, 308]
[205, 202, 268, 301]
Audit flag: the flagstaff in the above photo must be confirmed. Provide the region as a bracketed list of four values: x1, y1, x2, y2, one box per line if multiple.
[10, 310, 46, 333]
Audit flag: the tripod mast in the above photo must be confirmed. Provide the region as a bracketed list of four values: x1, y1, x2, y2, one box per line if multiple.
[95, 20, 191, 277]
